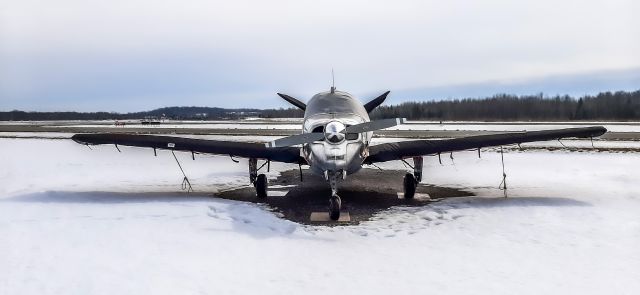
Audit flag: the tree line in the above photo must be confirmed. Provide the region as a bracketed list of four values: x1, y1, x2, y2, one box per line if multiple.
[0, 107, 262, 121]
[262, 90, 640, 121]
[368, 90, 640, 121]
[2, 90, 639, 121]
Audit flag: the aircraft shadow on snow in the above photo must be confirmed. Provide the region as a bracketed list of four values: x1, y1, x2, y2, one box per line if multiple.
[5, 169, 591, 226]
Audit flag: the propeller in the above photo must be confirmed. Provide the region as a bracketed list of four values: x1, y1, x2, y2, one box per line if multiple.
[266, 118, 406, 148]
[265, 132, 324, 148]
[342, 118, 405, 133]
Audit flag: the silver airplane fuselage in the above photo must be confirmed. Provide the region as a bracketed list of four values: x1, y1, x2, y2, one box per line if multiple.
[301, 90, 372, 177]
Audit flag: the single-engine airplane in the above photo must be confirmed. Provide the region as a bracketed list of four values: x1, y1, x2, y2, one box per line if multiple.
[72, 86, 607, 220]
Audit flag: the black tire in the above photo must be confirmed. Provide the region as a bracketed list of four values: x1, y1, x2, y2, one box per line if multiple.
[255, 174, 268, 198]
[329, 195, 341, 221]
[403, 173, 416, 199]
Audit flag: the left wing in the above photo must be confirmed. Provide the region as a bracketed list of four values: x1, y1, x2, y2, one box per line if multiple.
[72, 133, 305, 164]
[365, 126, 606, 163]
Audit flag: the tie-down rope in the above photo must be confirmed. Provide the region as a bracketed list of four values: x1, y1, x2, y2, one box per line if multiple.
[498, 146, 507, 197]
[171, 150, 193, 193]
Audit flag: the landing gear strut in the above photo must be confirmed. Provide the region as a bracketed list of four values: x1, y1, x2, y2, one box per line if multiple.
[327, 170, 342, 220]
[249, 158, 268, 198]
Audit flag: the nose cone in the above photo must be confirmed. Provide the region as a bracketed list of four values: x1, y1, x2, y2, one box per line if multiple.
[324, 121, 345, 143]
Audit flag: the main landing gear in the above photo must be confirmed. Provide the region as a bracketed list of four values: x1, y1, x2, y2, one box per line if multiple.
[402, 156, 423, 199]
[255, 174, 268, 199]
[403, 173, 417, 199]
[249, 158, 269, 199]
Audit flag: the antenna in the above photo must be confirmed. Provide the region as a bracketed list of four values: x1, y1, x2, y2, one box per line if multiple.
[330, 68, 336, 93]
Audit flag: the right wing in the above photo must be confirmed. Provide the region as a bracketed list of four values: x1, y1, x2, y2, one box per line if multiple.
[72, 133, 305, 164]
[366, 126, 607, 163]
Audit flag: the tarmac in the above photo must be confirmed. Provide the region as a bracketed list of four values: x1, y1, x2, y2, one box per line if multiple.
[217, 168, 473, 225]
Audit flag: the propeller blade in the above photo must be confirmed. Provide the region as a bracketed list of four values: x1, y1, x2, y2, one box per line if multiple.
[342, 118, 406, 133]
[266, 132, 324, 148]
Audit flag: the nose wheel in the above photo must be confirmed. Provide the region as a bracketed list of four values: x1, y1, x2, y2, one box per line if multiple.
[325, 170, 344, 220]
[329, 195, 342, 220]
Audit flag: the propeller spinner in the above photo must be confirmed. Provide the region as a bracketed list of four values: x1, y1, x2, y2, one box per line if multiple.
[324, 121, 346, 143]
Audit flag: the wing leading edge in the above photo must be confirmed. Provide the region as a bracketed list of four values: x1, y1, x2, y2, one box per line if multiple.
[72, 133, 305, 164]
[365, 126, 607, 163]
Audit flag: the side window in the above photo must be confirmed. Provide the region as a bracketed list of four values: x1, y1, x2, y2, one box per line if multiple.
[312, 126, 324, 133]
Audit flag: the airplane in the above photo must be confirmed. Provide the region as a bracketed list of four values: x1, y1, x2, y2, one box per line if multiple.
[72, 86, 607, 220]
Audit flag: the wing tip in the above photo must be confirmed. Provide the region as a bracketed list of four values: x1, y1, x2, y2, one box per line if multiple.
[594, 126, 607, 136]
[71, 134, 89, 145]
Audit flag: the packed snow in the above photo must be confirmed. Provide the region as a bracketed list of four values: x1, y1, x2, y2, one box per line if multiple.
[1, 137, 639, 295]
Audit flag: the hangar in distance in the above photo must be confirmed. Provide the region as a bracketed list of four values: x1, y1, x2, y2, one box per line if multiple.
[72, 86, 607, 220]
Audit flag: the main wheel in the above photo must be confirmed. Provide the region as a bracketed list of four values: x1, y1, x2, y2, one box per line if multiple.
[329, 195, 341, 221]
[403, 173, 417, 199]
[255, 174, 268, 198]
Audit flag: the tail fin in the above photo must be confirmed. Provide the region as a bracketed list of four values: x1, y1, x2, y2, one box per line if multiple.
[277, 93, 306, 110]
[363, 91, 390, 113]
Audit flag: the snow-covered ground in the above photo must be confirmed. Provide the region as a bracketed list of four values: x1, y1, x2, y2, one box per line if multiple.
[1, 137, 639, 295]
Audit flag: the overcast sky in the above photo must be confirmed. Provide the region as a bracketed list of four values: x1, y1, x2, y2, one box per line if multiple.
[1, 0, 639, 112]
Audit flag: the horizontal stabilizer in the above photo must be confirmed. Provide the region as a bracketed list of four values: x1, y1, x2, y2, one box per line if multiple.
[277, 93, 306, 110]
[363, 91, 390, 113]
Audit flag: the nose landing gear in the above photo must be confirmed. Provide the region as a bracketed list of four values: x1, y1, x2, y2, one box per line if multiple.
[329, 194, 341, 220]
[326, 170, 344, 220]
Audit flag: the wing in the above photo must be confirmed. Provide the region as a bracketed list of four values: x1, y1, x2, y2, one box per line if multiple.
[365, 126, 607, 163]
[72, 133, 305, 164]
